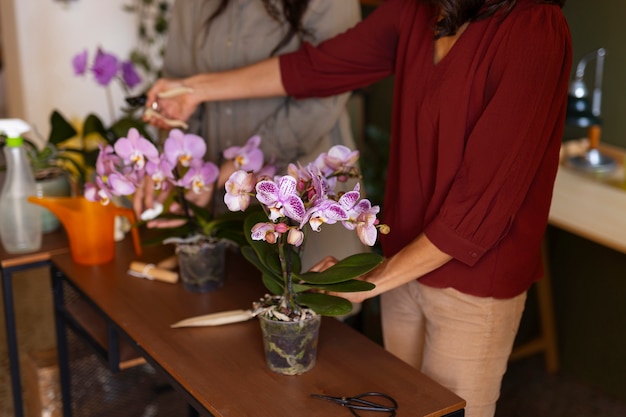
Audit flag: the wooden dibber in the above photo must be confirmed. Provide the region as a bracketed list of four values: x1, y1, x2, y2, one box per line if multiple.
[129, 261, 179, 284]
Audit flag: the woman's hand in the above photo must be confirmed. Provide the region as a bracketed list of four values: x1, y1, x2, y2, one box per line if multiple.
[143, 78, 198, 129]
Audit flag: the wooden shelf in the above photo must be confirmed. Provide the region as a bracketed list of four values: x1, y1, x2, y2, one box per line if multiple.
[66, 299, 146, 370]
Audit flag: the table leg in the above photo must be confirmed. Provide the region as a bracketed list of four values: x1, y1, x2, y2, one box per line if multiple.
[51, 265, 73, 417]
[2, 268, 25, 417]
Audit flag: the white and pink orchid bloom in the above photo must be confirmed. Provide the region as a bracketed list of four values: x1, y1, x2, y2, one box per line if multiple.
[323, 145, 360, 172]
[163, 129, 206, 167]
[337, 183, 366, 230]
[251, 222, 279, 244]
[223, 134, 264, 173]
[255, 175, 306, 223]
[178, 161, 219, 194]
[306, 164, 332, 202]
[304, 199, 349, 232]
[113, 128, 159, 171]
[355, 202, 380, 247]
[224, 170, 257, 211]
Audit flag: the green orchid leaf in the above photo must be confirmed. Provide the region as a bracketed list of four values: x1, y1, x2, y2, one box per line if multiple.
[82, 113, 109, 141]
[296, 292, 353, 317]
[54, 155, 87, 184]
[298, 252, 383, 284]
[262, 274, 283, 296]
[241, 246, 280, 280]
[48, 110, 78, 145]
[297, 279, 376, 293]
[110, 116, 153, 142]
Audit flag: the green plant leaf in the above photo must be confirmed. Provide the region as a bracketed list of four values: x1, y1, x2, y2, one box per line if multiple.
[296, 292, 353, 316]
[297, 279, 375, 293]
[48, 110, 78, 145]
[262, 274, 283, 296]
[110, 117, 153, 142]
[82, 113, 108, 139]
[241, 246, 280, 281]
[298, 252, 383, 285]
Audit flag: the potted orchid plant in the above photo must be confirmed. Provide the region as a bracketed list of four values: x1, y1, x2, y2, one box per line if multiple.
[85, 128, 270, 292]
[223, 144, 387, 375]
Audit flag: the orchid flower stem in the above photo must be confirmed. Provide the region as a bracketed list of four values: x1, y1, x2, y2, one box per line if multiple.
[105, 86, 115, 125]
[173, 167, 198, 235]
[278, 236, 297, 315]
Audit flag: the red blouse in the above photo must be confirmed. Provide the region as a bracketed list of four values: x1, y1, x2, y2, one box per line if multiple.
[280, 0, 572, 297]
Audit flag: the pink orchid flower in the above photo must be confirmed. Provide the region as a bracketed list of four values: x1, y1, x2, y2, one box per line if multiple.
[114, 128, 159, 171]
[178, 161, 219, 194]
[223, 134, 264, 173]
[145, 156, 176, 191]
[164, 129, 206, 167]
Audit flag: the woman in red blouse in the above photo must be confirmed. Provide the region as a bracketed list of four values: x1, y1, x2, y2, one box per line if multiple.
[145, 1, 571, 415]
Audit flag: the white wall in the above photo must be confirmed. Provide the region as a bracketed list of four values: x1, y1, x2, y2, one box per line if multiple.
[0, 0, 139, 142]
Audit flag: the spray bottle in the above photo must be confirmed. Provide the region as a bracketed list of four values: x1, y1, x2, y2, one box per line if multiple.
[0, 119, 42, 253]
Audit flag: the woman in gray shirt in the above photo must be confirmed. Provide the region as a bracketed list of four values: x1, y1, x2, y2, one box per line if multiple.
[142, 0, 367, 272]
[163, 0, 361, 170]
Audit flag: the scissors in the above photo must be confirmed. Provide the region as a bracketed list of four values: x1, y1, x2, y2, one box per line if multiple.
[311, 391, 398, 416]
[125, 86, 194, 129]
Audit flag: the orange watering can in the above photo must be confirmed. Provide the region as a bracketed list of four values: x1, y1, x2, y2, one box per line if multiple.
[28, 196, 142, 265]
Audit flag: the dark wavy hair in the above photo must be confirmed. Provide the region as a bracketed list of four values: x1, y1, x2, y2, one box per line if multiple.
[431, 0, 567, 38]
[206, 0, 311, 55]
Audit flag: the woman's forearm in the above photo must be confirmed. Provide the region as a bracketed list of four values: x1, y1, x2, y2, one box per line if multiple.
[185, 57, 286, 103]
[367, 233, 453, 297]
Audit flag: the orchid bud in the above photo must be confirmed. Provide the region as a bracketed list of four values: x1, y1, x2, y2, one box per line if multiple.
[287, 228, 305, 247]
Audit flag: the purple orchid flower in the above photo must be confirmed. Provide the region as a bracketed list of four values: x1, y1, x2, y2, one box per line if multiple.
[114, 128, 159, 171]
[177, 161, 219, 194]
[224, 170, 257, 212]
[164, 129, 206, 167]
[121, 60, 142, 89]
[145, 156, 176, 191]
[255, 175, 306, 223]
[94, 144, 120, 176]
[72, 50, 88, 76]
[223, 134, 264, 173]
[91, 48, 119, 87]
[107, 171, 137, 196]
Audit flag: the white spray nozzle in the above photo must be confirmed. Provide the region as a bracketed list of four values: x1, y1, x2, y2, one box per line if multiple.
[0, 119, 31, 140]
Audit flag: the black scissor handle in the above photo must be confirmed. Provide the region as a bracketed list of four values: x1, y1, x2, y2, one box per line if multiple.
[311, 391, 397, 416]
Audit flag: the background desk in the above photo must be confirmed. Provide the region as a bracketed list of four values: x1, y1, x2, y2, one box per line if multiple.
[545, 144, 626, 401]
[1, 229, 68, 417]
[549, 152, 626, 254]
[50, 238, 465, 417]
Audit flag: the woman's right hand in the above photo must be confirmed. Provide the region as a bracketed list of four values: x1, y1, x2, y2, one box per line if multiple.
[143, 78, 198, 130]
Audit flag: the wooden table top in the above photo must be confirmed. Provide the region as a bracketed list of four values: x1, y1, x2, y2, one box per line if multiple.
[0, 228, 69, 269]
[51, 237, 465, 417]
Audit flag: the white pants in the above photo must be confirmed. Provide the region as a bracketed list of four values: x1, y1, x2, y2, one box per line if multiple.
[381, 280, 526, 417]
